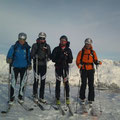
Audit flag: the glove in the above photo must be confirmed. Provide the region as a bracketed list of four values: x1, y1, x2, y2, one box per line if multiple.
[28, 65, 32, 70]
[63, 77, 68, 83]
[95, 61, 102, 65]
[6, 58, 12, 64]
[43, 46, 48, 51]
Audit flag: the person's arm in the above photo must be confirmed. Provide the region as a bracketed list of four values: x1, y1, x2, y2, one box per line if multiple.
[6, 45, 14, 64]
[76, 51, 82, 69]
[31, 43, 37, 59]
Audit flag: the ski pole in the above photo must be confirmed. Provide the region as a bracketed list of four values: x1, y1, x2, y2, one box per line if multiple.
[63, 69, 67, 108]
[48, 82, 51, 95]
[22, 69, 29, 101]
[8, 64, 12, 102]
[96, 65, 102, 114]
[76, 69, 81, 113]
[36, 55, 39, 98]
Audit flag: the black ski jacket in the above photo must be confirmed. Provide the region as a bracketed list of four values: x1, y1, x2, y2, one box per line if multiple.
[51, 43, 73, 68]
[31, 42, 51, 65]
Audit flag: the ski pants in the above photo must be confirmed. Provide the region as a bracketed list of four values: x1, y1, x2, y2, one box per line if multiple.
[55, 67, 70, 100]
[10, 67, 27, 100]
[80, 69, 95, 101]
[33, 64, 46, 99]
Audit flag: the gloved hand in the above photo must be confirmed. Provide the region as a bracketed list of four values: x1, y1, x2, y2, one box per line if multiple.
[95, 60, 102, 65]
[6, 58, 12, 64]
[63, 77, 68, 83]
[43, 46, 48, 51]
[28, 65, 32, 70]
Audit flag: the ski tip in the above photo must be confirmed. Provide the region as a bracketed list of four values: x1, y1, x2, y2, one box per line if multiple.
[1, 111, 7, 114]
[28, 108, 34, 111]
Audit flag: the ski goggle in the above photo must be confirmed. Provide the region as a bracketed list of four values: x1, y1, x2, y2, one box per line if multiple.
[39, 37, 45, 40]
[60, 39, 67, 44]
[19, 39, 26, 41]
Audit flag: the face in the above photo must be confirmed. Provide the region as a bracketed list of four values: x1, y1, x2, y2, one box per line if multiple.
[39, 37, 46, 43]
[85, 43, 91, 49]
[19, 39, 26, 45]
[60, 39, 67, 46]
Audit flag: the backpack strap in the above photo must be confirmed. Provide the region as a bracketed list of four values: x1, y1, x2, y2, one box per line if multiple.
[80, 48, 84, 65]
[90, 49, 94, 60]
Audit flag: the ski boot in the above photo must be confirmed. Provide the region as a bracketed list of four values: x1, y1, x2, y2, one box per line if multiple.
[39, 98, 47, 104]
[66, 98, 70, 105]
[18, 95, 24, 104]
[33, 94, 38, 102]
[56, 99, 61, 105]
[8, 97, 15, 105]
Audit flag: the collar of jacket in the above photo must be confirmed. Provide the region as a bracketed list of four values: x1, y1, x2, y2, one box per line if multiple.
[15, 41, 31, 49]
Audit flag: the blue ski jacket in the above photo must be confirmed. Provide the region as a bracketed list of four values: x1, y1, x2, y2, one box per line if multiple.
[7, 41, 31, 68]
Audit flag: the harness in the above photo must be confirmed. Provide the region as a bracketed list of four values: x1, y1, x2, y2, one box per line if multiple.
[80, 48, 94, 69]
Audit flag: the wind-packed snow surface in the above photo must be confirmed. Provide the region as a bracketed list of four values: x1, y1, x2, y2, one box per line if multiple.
[0, 54, 120, 120]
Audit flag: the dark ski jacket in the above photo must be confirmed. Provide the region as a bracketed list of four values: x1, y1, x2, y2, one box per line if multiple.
[51, 43, 73, 68]
[31, 42, 51, 65]
[7, 41, 31, 68]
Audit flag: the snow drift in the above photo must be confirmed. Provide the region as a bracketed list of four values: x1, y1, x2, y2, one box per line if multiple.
[0, 54, 120, 89]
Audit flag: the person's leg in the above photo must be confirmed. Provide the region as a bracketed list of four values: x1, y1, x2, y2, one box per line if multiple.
[33, 63, 39, 97]
[9, 67, 19, 102]
[62, 67, 70, 101]
[80, 70, 87, 101]
[39, 65, 46, 100]
[88, 69, 95, 102]
[18, 68, 27, 100]
[55, 67, 62, 103]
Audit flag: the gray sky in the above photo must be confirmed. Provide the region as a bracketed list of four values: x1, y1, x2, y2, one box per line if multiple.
[0, 0, 120, 60]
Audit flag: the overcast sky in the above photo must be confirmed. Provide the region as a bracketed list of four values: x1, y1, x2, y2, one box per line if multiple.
[0, 0, 120, 60]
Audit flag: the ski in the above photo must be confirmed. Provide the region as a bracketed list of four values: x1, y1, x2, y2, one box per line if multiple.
[51, 104, 59, 110]
[80, 104, 88, 115]
[88, 106, 98, 117]
[1, 104, 12, 114]
[28, 96, 45, 111]
[57, 105, 66, 115]
[67, 104, 74, 116]
[17, 100, 34, 111]
[40, 101, 59, 111]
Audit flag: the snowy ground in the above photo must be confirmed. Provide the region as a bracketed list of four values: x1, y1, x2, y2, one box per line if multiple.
[0, 54, 120, 120]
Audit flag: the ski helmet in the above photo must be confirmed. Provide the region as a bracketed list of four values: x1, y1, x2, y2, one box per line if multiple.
[84, 38, 92, 44]
[18, 32, 27, 40]
[60, 35, 68, 41]
[38, 32, 46, 38]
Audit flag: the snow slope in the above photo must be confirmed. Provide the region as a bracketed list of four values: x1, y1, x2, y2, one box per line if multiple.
[0, 54, 120, 120]
[1, 54, 120, 88]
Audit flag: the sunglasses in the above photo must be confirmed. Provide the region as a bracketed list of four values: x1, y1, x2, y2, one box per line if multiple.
[40, 37, 45, 40]
[19, 39, 26, 41]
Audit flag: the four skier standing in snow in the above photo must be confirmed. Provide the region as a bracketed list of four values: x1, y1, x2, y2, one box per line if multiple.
[6, 33, 102, 114]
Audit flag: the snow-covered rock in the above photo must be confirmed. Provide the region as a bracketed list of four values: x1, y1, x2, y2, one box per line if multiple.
[0, 54, 120, 89]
